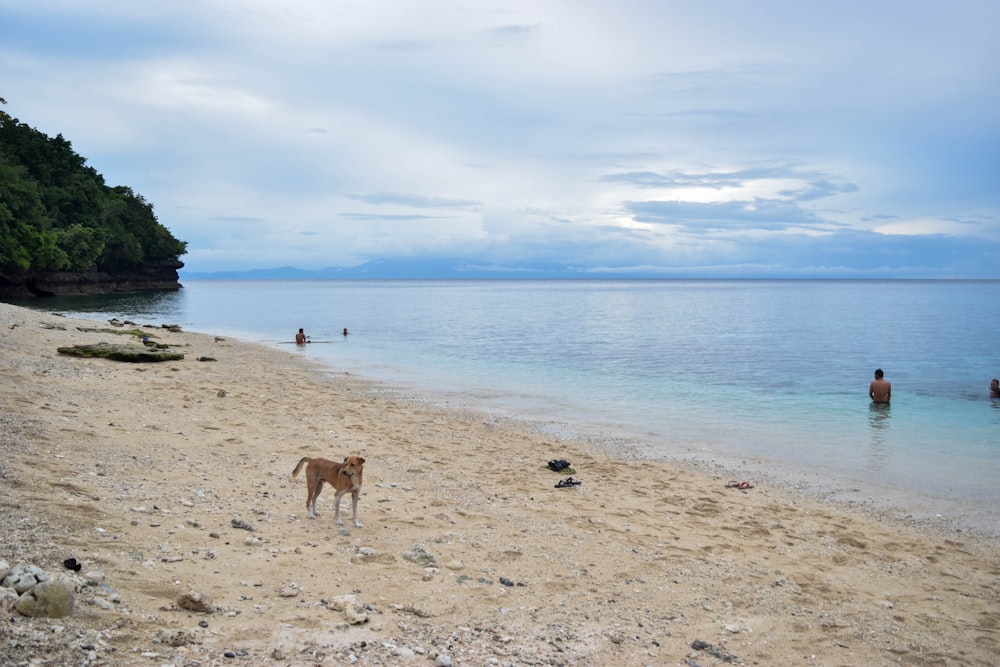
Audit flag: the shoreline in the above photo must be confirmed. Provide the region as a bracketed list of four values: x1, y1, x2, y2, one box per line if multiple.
[1, 301, 998, 666]
[298, 363, 1000, 541]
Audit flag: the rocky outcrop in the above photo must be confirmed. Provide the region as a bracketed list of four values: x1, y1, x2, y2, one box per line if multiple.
[57, 341, 186, 362]
[0, 259, 184, 299]
[1, 562, 76, 619]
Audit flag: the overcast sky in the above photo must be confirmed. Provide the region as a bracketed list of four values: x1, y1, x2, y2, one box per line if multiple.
[2, 1, 998, 277]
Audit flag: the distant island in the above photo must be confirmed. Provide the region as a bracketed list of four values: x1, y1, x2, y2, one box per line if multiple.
[0, 98, 187, 299]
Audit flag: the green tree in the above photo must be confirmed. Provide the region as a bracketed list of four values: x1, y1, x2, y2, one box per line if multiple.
[56, 223, 105, 271]
[0, 108, 186, 277]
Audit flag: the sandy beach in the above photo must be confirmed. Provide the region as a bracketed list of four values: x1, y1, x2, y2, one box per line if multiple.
[1, 301, 997, 666]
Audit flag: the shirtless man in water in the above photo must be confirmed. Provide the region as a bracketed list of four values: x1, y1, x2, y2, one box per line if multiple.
[295, 328, 309, 345]
[869, 368, 891, 404]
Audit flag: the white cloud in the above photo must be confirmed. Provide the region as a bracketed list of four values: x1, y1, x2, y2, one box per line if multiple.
[1, 0, 997, 276]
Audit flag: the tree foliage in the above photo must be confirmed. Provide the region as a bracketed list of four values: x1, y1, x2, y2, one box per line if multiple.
[0, 104, 187, 275]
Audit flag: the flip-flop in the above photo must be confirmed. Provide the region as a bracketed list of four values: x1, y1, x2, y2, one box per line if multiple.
[736, 481, 754, 489]
[725, 481, 740, 488]
[555, 477, 582, 488]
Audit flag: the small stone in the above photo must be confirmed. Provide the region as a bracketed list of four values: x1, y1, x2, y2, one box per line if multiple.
[231, 518, 254, 531]
[157, 629, 194, 647]
[326, 594, 358, 612]
[177, 589, 214, 613]
[445, 559, 464, 571]
[83, 571, 105, 584]
[435, 655, 454, 667]
[344, 603, 368, 625]
[402, 543, 437, 567]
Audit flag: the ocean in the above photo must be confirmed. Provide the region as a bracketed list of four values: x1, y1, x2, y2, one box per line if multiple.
[14, 279, 1000, 534]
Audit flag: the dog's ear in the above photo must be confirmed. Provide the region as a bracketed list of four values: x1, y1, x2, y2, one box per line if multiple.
[343, 457, 348, 463]
[358, 457, 366, 464]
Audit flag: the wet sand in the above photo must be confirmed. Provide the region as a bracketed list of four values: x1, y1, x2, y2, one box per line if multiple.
[1, 302, 997, 666]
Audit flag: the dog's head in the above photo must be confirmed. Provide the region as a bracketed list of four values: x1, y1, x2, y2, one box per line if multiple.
[340, 456, 365, 477]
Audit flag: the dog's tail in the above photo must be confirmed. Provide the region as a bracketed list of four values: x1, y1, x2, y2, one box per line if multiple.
[291, 457, 310, 479]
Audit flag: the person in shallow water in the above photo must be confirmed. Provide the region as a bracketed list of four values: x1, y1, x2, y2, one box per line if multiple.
[869, 368, 891, 404]
[990, 378, 999, 398]
[295, 328, 309, 345]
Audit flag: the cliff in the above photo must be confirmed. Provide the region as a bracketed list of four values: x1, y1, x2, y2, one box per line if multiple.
[0, 259, 183, 299]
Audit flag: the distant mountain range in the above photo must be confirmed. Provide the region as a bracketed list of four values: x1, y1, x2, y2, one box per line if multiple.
[179, 258, 695, 280]
[179, 258, 971, 281]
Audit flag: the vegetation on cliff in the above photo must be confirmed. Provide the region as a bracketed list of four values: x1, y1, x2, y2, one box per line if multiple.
[0, 98, 187, 277]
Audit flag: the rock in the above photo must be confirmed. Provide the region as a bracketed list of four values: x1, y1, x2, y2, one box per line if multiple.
[0, 559, 10, 581]
[278, 584, 300, 597]
[83, 571, 106, 584]
[435, 655, 454, 667]
[177, 589, 214, 613]
[0, 263, 183, 299]
[0, 586, 18, 612]
[350, 547, 396, 564]
[326, 594, 359, 612]
[326, 594, 368, 625]
[15, 578, 75, 618]
[231, 518, 255, 531]
[3, 564, 51, 594]
[402, 543, 437, 567]
[156, 629, 196, 647]
[445, 559, 464, 571]
[343, 601, 368, 625]
[57, 342, 184, 363]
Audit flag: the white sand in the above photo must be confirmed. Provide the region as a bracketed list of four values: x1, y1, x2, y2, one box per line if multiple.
[1, 302, 997, 666]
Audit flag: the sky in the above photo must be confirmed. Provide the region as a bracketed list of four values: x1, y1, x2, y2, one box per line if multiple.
[2, 0, 998, 278]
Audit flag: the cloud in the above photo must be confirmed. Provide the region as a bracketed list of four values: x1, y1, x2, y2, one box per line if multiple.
[349, 192, 480, 208]
[1, 0, 997, 277]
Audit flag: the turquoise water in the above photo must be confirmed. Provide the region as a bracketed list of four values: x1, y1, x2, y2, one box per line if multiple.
[16, 279, 1000, 532]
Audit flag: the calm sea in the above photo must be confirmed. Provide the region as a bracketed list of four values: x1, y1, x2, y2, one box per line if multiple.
[15, 280, 1000, 533]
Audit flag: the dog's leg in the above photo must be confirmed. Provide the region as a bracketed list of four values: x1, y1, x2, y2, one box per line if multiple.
[307, 478, 325, 519]
[333, 489, 346, 526]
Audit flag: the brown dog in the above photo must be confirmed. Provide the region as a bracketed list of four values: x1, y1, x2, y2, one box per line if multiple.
[291, 456, 365, 527]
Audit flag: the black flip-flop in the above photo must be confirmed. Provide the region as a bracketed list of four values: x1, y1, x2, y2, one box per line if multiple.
[555, 477, 581, 488]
